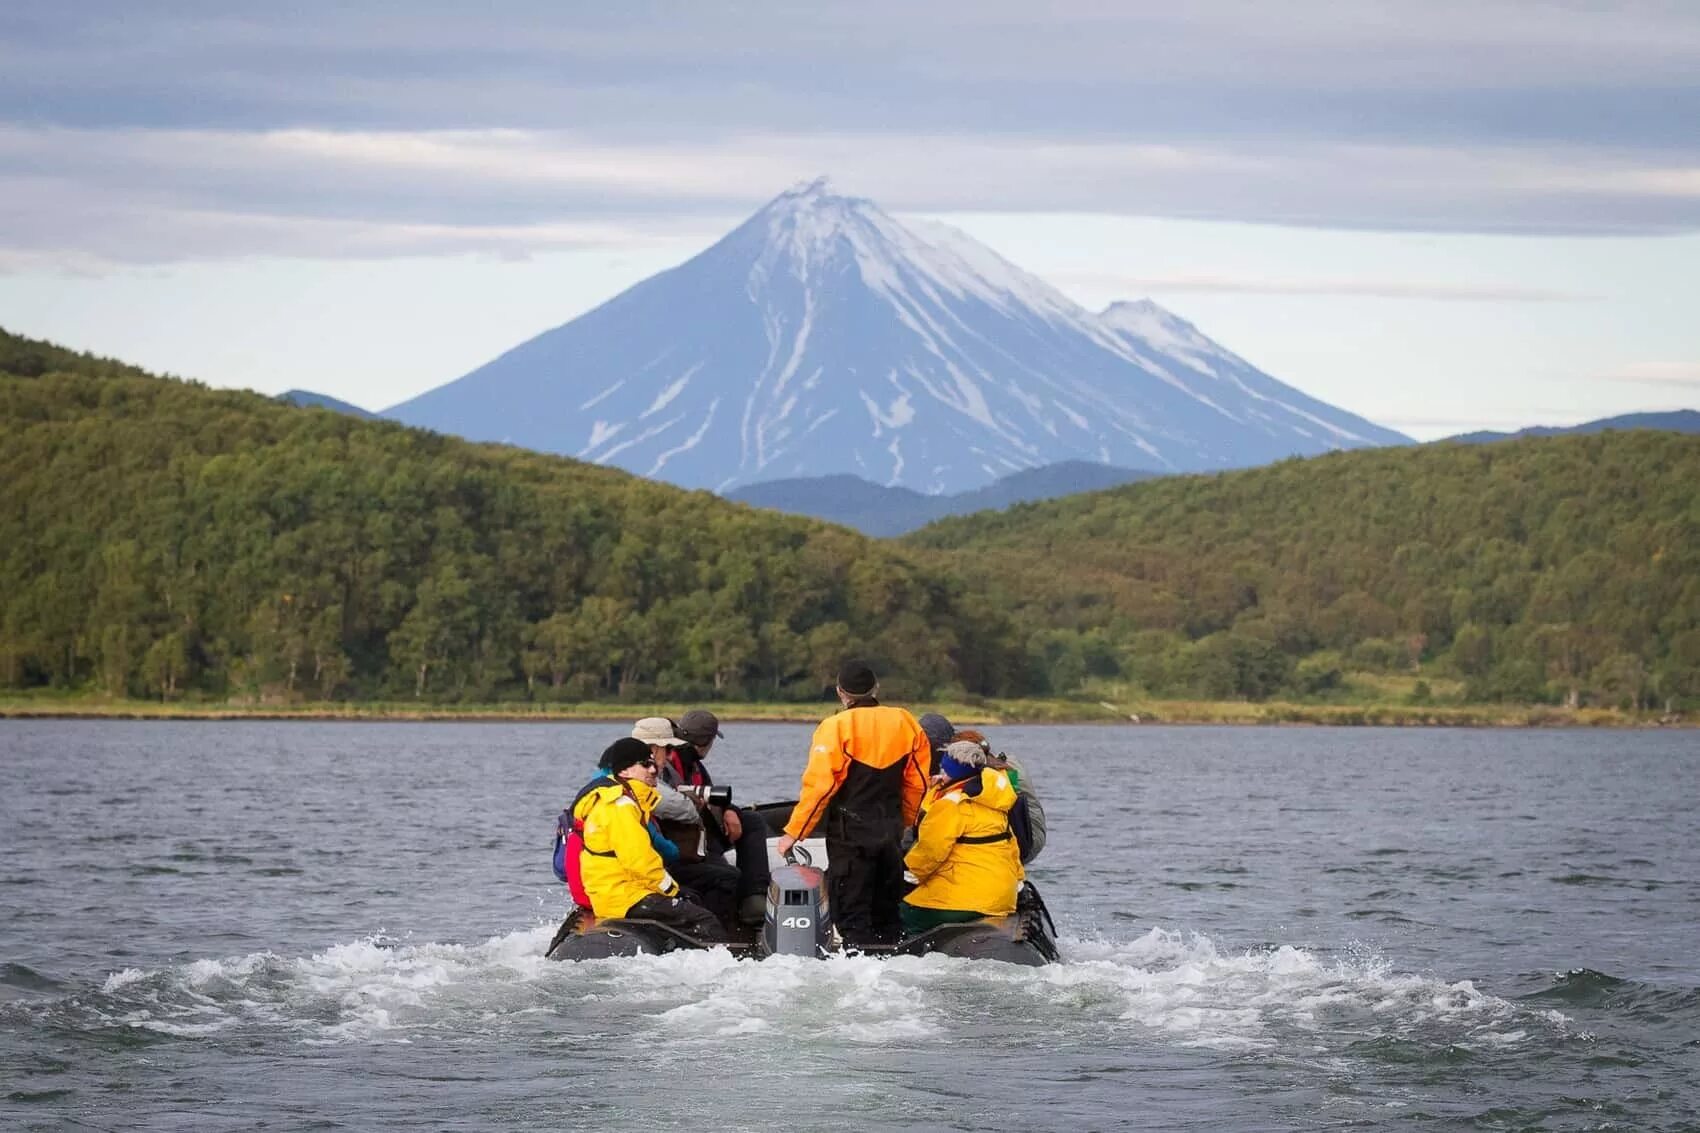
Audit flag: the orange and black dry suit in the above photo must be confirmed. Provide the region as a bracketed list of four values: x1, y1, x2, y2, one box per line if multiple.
[784, 698, 929, 946]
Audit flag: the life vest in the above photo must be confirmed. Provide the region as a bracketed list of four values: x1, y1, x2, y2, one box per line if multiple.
[552, 776, 636, 909]
[663, 748, 711, 790]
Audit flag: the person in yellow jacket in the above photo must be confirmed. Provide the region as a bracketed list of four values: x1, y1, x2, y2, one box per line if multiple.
[574, 738, 724, 941]
[901, 740, 1025, 935]
[776, 659, 929, 948]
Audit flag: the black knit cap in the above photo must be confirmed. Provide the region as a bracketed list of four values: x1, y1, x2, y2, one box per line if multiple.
[599, 737, 652, 773]
[837, 659, 878, 695]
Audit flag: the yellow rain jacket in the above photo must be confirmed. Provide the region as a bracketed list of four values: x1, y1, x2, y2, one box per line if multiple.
[903, 766, 1025, 915]
[573, 777, 678, 919]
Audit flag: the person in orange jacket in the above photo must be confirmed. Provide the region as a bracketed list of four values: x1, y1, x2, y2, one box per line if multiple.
[776, 659, 929, 947]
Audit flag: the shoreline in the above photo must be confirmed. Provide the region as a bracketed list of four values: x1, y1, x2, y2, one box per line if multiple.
[0, 696, 1686, 728]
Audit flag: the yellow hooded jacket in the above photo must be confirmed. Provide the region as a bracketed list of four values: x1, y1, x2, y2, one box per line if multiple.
[573, 776, 678, 919]
[903, 766, 1025, 915]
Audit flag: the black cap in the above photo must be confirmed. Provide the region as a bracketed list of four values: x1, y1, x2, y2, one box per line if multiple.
[598, 737, 652, 773]
[678, 709, 723, 744]
[837, 659, 878, 695]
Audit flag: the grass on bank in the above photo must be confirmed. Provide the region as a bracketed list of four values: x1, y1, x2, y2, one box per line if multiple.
[0, 688, 1677, 727]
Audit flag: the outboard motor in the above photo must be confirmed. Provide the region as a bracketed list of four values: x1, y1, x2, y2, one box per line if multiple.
[760, 846, 832, 958]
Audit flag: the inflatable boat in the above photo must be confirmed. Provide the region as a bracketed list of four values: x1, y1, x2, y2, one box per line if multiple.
[545, 800, 1059, 966]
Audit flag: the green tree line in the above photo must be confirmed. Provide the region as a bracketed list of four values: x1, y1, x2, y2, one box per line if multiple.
[907, 433, 1700, 710]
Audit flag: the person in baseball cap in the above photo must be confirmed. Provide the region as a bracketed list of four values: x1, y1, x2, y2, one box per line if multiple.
[676, 708, 723, 745]
[667, 708, 770, 924]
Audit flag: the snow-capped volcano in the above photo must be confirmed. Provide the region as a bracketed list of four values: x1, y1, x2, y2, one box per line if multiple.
[384, 179, 1407, 493]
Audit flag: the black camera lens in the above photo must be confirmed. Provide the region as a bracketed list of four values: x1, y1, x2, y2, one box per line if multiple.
[708, 785, 732, 808]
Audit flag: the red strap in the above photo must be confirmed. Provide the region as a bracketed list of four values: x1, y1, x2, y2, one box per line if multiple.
[667, 749, 710, 788]
[566, 778, 642, 908]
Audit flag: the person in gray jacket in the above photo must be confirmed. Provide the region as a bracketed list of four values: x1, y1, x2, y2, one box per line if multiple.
[632, 716, 741, 929]
[667, 709, 770, 925]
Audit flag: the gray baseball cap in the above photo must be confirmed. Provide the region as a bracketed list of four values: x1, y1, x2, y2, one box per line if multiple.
[677, 709, 723, 744]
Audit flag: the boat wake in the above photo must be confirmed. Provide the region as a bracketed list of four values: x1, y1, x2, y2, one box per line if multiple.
[1055, 929, 1575, 1053]
[2, 924, 1576, 1057]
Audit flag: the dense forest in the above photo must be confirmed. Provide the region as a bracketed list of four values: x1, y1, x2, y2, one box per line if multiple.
[908, 433, 1700, 709]
[0, 329, 1016, 702]
[3, 326, 1697, 710]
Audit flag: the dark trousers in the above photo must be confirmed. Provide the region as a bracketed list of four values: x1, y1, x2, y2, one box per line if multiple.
[711, 806, 771, 899]
[625, 893, 726, 942]
[826, 836, 905, 948]
[670, 858, 741, 928]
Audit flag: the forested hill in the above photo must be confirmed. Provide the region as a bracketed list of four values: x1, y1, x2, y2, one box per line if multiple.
[6, 323, 1696, 711]
[906, 436, 1700, 708]
[0, 329, 1015, 702]
[1, 326, 160, 381]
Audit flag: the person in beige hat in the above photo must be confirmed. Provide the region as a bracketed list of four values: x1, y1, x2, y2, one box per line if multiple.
[632, 716, 739, 930]
[668, 709, 770, 925]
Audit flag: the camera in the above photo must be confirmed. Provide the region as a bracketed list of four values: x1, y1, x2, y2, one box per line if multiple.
[679, 784, 732, 808]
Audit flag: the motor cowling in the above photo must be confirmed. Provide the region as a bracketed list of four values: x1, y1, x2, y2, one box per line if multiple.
[761, 862, 832, 958]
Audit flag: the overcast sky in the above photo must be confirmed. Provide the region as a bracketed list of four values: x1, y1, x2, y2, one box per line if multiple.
[2, 1, 1697, 438]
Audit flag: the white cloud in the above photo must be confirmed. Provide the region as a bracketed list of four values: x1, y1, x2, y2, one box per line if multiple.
[1595, 362, 1700, 387]
[13, 4, 1700, 105]
[4, 125, 1700, 270]
[1054, 271, 1595, 302]
[1381, 410, 1588, 429]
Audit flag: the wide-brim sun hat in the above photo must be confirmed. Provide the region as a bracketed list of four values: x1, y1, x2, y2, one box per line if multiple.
[632, 717, 688, 746]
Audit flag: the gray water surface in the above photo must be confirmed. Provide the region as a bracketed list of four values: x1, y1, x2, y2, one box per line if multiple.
[2, 721, 1696, 1131]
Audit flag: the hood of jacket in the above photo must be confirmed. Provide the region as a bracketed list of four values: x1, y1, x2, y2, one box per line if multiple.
[939, 766, 1018, 813]
[574, 774, 661, 823]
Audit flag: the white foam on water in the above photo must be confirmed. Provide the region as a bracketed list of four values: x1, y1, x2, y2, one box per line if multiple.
[101, 967, 149, 992]
[73, 923, 1572, 1055]
[74, 925, 564, 1042]
[1041, 928, 1557, 1052]
[573, 946, 944, 1045]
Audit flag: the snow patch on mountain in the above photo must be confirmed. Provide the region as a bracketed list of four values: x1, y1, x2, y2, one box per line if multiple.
[642, 365, 699, 418]
[650, 398, 719, 476]
[580, 379, 625, 412]
[580, 419, 622, 454]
